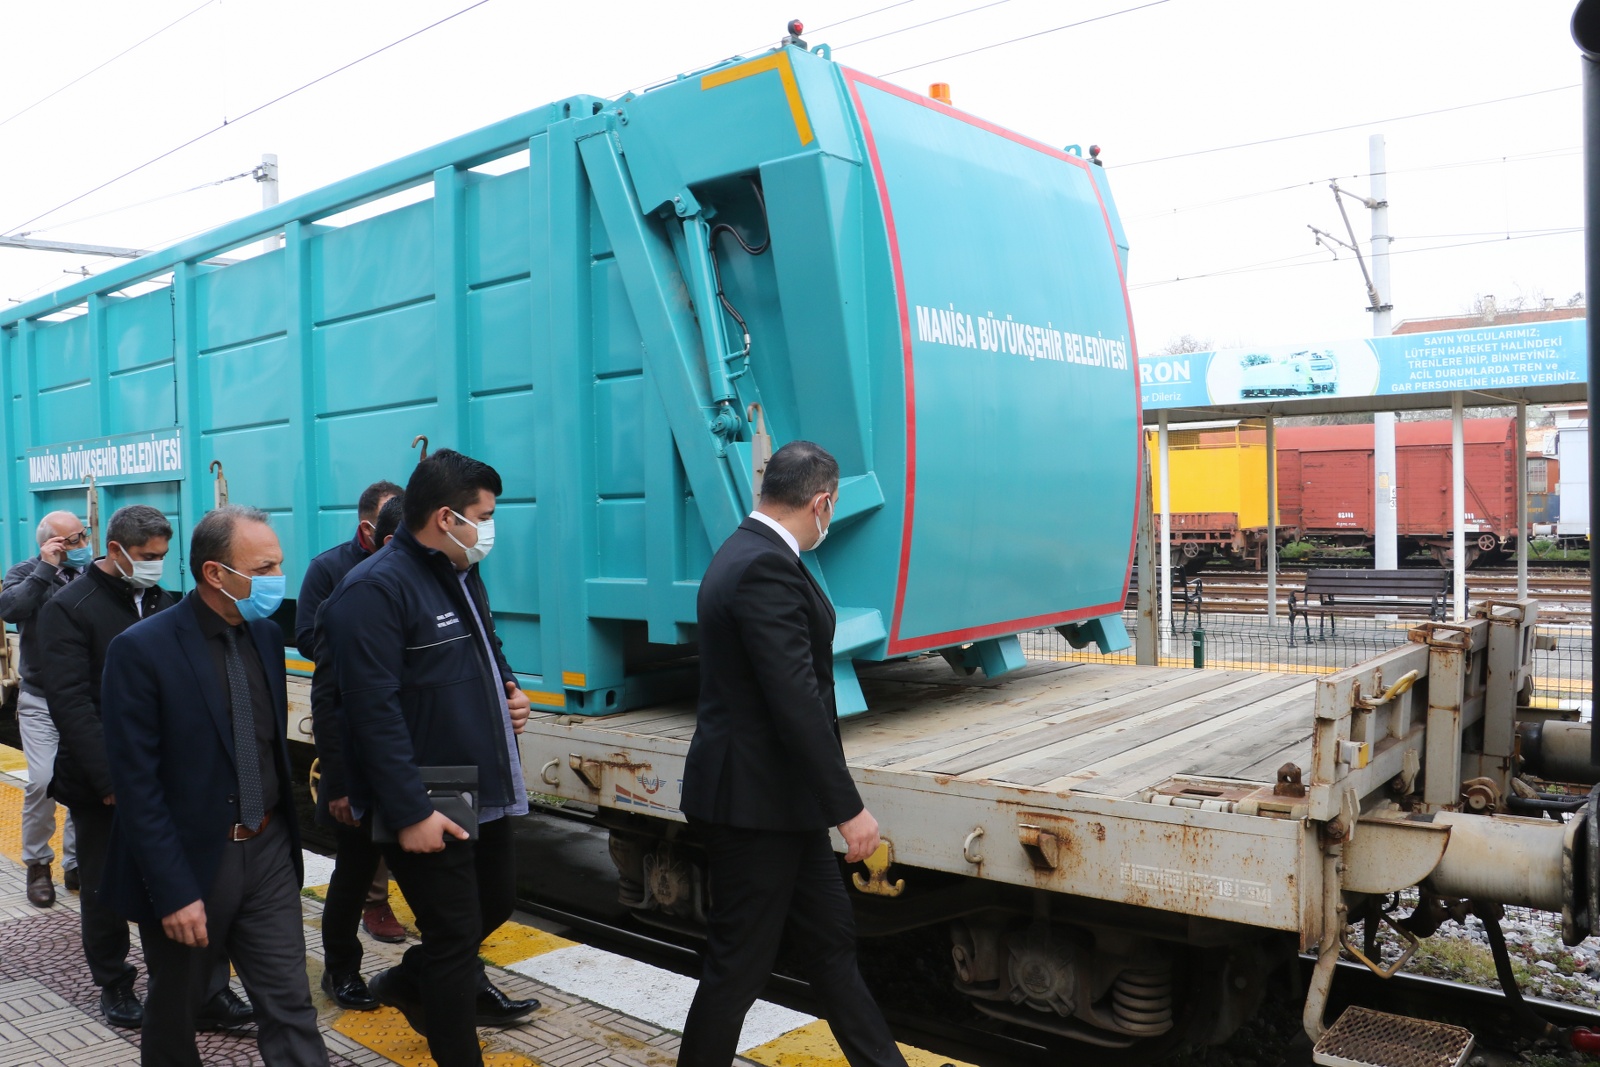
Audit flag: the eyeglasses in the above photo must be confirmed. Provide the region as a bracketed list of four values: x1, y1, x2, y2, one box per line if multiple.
[61, 531, 88, 548]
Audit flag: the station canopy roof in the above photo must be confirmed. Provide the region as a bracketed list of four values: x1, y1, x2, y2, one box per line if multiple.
[1138, 318, 1587, 424]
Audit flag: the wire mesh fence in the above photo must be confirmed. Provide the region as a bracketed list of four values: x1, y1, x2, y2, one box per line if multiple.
[1023, 607, 1592, 713]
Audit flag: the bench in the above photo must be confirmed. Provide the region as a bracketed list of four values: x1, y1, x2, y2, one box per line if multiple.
[1126, 565, 1204, 634]
[1287, 568, 1452, 647]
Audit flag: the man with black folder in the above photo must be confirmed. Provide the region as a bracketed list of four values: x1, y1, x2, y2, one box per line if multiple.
[321, 449, 536, 1067]
[100, 506, 326, 1066]
[678, 441, 907, 1067]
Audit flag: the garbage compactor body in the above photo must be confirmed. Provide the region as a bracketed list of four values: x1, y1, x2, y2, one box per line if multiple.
[0, 46, 1140, 714]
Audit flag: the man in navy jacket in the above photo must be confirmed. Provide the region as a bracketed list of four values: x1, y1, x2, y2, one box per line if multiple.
[101, 506, 327, 1066]
[295, 478, 404, 1011]
[322, 449, 534, 1067]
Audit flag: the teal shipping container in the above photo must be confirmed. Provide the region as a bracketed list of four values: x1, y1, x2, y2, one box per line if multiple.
[0, 42, 1140, 715]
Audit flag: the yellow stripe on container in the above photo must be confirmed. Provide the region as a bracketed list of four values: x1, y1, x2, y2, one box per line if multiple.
[700, 52, 815, 147]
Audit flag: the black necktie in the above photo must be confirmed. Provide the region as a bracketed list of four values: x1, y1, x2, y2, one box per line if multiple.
[221, 629, 264, 830]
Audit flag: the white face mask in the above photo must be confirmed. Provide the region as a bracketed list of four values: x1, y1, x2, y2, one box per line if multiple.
[810, 495, 834, 551]
[113, 544, 164, 589]
[447, 510, 496, 567]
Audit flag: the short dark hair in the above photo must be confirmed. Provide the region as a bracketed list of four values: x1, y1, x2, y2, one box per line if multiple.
[403, 449, 503, 532]
[760, 441, 839, 509]
[373, 492, 405, 546]
[189, 505, 271, 582]
[105, 505, 172, 551]
[358, 480, 403, 520]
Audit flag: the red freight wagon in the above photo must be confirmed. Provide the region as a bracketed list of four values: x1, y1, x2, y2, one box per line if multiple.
[1277, 418, 1518, 564]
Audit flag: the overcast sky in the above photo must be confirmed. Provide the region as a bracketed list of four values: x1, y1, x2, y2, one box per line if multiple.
[0, 0, 1585, 353]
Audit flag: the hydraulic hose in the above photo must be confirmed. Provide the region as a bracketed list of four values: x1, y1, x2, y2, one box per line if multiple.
[1476, 902, 1570, 1046]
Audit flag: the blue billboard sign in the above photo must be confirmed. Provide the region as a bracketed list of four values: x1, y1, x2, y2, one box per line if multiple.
[1138, 319, 1586, 410]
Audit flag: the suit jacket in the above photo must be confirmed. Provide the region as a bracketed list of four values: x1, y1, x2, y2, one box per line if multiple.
[37, 565, 177, 809]
[100, 594, 303, 925]
[681, 517, 863, 831]
[294, 530, 371, 819]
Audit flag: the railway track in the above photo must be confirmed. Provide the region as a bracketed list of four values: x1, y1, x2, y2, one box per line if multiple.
[1182, 570, 1594, 622]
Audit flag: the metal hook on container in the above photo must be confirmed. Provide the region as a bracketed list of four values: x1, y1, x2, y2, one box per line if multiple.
[86, 473, 101, 555]
[412, 435, 430, 462]
[747, 404, 772, 504]
[209, 460, 229, 507]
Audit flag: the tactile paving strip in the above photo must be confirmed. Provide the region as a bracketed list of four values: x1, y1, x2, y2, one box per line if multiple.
[0, 905, 362, 1066]
[1313, 1005, 1474, 1067]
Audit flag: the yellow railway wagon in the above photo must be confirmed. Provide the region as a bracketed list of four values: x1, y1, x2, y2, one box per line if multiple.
[1146, 425, 1298, 567]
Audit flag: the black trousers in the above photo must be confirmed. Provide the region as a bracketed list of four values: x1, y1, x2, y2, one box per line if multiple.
[322, 819, 385, 975]
[678, 822, 907, 1067]
[382, 814, 516, 1067]
[138, 817, 327, 1067]
[68, 803, 136, 989]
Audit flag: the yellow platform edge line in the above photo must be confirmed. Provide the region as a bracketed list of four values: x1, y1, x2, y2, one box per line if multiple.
[742, 1017, 977, 1067]
[0, 777, 67, 875]
[305, 881, 579, 968]
[330, 1005, 536, 1066]
[0, 743, 28, 774]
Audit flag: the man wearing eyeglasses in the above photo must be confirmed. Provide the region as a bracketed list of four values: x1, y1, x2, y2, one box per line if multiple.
[0, 511, 90, 908]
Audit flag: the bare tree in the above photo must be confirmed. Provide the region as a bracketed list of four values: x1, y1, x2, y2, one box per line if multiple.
[1155, 334, 1212, 355]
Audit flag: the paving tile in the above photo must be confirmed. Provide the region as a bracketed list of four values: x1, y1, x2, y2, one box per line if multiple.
[0, 767, 705, 1067]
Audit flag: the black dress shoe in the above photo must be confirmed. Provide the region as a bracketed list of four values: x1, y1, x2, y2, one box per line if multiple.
[100, 982, 143, 1029]
[369, 967, 427, 1037]
[63, 866, 81, 892]
[321, 969, 380, 1011]
[475, 979, 539, 1026]
[195, 986, 255, 1031]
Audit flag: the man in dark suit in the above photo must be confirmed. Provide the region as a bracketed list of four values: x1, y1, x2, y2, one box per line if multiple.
[295, 480, 404, 1013]
[101, 505, 328, 1067]
[679, 441, 907, 1067]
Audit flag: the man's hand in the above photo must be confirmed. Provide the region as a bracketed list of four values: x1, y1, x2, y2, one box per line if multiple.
[39, 536, 66, 567]
[101, 794, 115, 805]
[162, 900, 208, 947]
[506, 682, 530, 734]
[398, 810, 469, 854]
[838, 808, 881, 864]
[328, 796, 358, 827]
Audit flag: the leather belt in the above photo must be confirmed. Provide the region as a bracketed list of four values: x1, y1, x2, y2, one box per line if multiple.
[228, 810, 271, 842]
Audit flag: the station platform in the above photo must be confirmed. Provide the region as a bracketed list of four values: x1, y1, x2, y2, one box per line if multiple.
[0, 744, 961, 1067]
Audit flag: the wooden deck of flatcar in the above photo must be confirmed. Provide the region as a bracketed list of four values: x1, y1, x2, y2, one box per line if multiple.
[571, 658, 1320, 801]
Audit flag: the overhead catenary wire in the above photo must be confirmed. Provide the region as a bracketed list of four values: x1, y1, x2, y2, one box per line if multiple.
[3, 0, 495, 237]
[1127, 146, 1581, 222]
[1114, 83, 1580, 169]
[810, 0, 927, 33]
[12, 169, 257, 237]
[1129, 228, 1583, 290]
[877, 0, 1175, 76]
[832, 0, 1015, 50]
[0, 0, 217, 131]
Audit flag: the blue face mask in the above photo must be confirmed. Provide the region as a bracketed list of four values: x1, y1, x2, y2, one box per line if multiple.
[64, 546, 92, 568]
[219, 563, 287, 622]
